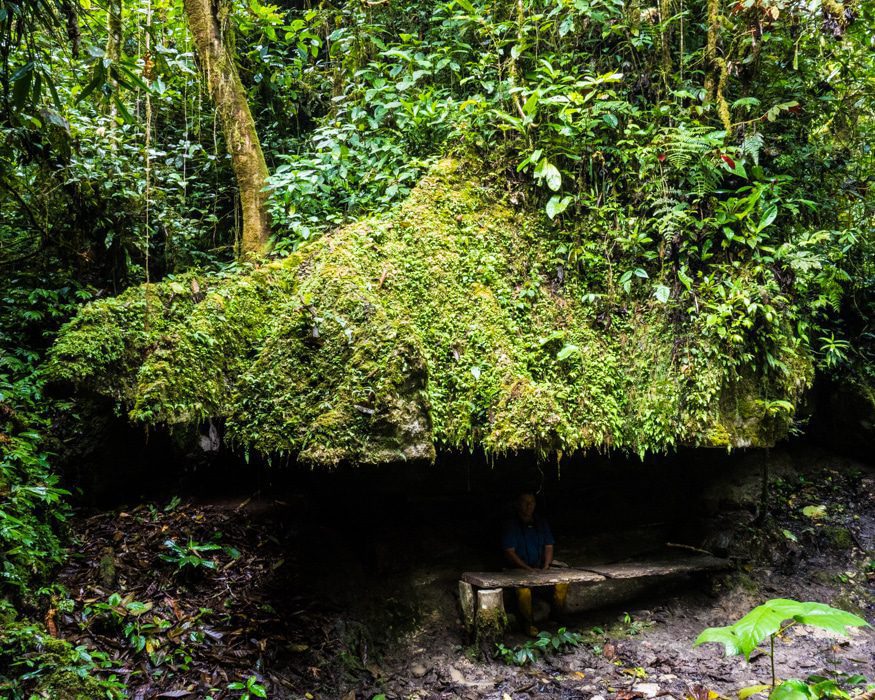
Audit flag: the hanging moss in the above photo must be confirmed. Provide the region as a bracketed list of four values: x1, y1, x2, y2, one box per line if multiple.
[48, 159, 813, 465]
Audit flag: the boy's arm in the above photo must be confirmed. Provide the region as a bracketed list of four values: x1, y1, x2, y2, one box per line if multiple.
[542, 544, 554, 570]
[504, 547, 535, 571]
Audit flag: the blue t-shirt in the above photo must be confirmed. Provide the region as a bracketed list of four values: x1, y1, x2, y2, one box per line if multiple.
[501, 517, 555, 568]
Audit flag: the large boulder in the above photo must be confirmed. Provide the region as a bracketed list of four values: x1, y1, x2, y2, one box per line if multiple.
[48, 159, 812, 465]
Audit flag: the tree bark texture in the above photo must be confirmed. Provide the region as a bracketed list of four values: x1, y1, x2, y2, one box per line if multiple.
[703, 0, 731, 131]
[659, 0, 672, 81]
[105, 0, 121, 123]
[106, 0, 122, 68]
[182, 0, 271, 257]
[703, 0, 723, 99]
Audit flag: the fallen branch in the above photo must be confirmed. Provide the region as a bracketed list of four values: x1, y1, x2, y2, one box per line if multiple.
[665, 542, 715, 557]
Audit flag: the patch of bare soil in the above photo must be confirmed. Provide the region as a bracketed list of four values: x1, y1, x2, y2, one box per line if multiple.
[54, 465, 874, 699]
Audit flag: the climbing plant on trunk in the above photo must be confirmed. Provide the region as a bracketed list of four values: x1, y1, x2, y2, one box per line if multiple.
[182, 0, 271, 257]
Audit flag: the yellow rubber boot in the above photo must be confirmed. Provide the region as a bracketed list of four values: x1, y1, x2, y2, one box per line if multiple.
[516, 587, 538, 636]
[552, 583, 569, 614]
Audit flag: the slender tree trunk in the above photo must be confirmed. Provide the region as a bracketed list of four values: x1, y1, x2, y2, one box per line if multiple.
[659, 0, 672, 84]
[105, 0, 121, 126]
[703, 0, 719, 98]
[106, 0, 122, 71]
[182, 0, 271, 257]
[703, 0, 731, 131]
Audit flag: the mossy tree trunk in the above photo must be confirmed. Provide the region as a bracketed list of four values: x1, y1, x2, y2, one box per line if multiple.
[703, 0, 731, 131]
[659, 0, 672, 83]
[105, 0, 121, 123]
[182, 0, 271, 257]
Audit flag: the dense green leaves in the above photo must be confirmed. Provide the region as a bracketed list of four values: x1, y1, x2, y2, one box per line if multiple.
[0, 376, 71, 599]
[0, 0, 873, 595]
[0, 4, 872, 695]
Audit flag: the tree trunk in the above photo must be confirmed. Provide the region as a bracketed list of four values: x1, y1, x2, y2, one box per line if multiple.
[106, 0, 122, 79]
[182, 0, 271, 257]
[703, 0, 731, 131]
[659, 0, 672, 83]
[105, 0, 121, 127]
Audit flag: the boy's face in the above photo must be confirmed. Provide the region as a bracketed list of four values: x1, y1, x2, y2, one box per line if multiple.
[516, 493, 536, 522]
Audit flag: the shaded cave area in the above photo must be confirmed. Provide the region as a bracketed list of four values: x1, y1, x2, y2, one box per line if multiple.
[65, 411, 758, 561]
[50, 404, 874, 698]
[59, 405, 872, 599]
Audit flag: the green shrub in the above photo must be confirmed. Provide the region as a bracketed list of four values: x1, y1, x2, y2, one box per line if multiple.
[496, 627, 583, 666]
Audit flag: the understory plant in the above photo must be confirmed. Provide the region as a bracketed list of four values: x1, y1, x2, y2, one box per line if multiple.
[694, 599, 870, 697]
[496, 627, 583, 666]
[227, 675, 268, 699]
[0, 603, 126, 699]
[0, 371, 72, 601]
[160, 537, 240, 573]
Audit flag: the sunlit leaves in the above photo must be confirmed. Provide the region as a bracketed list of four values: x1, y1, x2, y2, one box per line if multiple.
[546, 194, 573, 219]
[556, 344, 580, 361]
[766, 101, 800, 122]
[654, 285, 671, 303]
[619, 268, 648, 293]
[534, 158, 562, 191]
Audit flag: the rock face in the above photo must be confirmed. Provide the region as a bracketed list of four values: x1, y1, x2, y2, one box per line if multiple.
[48, 159, 813, 466]
[811, 378, 875, 460]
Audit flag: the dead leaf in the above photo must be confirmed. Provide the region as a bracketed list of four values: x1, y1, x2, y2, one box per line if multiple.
[45, 608, 58, 637]
[686, 684, 722, 700]
[616, 691, 644, 700]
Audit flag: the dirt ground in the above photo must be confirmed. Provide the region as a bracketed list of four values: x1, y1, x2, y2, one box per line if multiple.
[54, 455, 874, 699]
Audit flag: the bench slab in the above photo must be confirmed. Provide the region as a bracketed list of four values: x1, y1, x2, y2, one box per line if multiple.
[461, 555, 730, 589]
[462, 569, 605, 588]
[582, 556, 731, 580]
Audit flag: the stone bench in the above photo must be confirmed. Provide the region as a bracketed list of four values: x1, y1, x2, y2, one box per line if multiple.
[459, 555, 731, 637]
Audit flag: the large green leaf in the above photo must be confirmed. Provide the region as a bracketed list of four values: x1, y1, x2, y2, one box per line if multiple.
[534, 159, 562, 192]
[545, 194, 572, 220]
[770, 680, 815, 700]
[694, 599, 869, 660]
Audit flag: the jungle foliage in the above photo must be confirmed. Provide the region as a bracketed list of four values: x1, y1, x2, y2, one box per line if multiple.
[695, 598, 870, 696]
[0, 0, 873, 662]
[39, 0, 875, 465]
[0, 0, 873, 695]
[47, 158, 817, 462]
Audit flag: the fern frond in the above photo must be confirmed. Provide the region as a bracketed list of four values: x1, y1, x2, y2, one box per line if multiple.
[659, 124, 722, 170]
[651, 194, 694, 243]
[741, 132, 764, 165]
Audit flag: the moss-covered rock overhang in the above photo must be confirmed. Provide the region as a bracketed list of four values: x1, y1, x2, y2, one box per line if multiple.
[48, 159, 813, 466]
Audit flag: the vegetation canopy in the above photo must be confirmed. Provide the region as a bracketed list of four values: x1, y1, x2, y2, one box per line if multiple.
[37, 0, 873, 465]
[1, 0, 874, 695]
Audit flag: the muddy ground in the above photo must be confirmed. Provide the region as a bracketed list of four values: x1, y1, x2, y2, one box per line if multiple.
[54, 449, 874, 699]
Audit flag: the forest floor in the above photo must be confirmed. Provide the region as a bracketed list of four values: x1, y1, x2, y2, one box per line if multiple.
[54, 461, 874, 700]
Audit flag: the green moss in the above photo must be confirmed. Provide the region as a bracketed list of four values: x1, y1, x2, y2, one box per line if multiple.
[48, 159, 814, 465]
[823, 526, 855, 550]
[35, 669, 110, 699]
[475, 606, 508, 648]
[0, 622, 117, 699]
